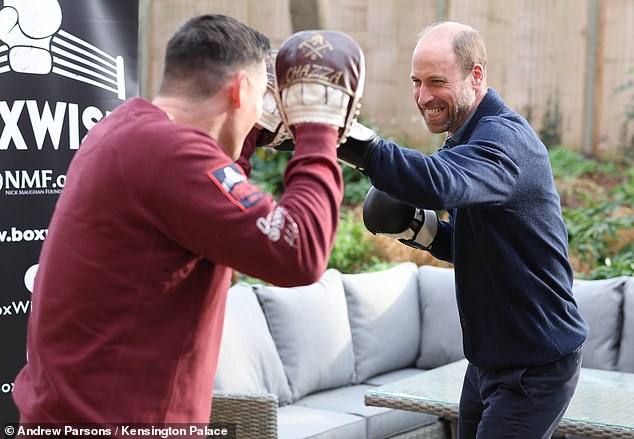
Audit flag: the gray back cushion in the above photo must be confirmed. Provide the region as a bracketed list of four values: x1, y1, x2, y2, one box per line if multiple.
[617, 277, 634, 372]
[342, 262, 421, 382]
[573, 276, 627, 370]
[255, 269, 355, 401]
[214, 283, 292, 404]
[416, 265, 465, 369]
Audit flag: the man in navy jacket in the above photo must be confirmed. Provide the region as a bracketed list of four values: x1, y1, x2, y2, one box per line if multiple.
[340, 21, 588, 438]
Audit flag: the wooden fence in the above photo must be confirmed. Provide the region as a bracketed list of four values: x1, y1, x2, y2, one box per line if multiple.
[140, 0, 634, 159]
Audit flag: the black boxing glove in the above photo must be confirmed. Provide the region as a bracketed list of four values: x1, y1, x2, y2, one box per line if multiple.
[337, 121, 380, 170]
[363, 186, 438, 250]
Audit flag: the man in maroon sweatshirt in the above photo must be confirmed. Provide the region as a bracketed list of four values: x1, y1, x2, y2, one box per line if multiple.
[13, 14, 364, 423]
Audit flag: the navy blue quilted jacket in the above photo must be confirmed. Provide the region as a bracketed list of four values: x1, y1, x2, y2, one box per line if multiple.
[365, 88, 588, 369]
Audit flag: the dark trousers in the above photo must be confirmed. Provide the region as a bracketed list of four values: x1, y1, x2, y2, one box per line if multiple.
[458, 347, 582, 439]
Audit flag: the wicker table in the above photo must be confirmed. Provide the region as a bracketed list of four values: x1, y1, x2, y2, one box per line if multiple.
[365, 359, 634, 438]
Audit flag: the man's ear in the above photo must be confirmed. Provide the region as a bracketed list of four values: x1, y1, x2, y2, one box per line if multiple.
[229, 70, 247, 109]
[472, 64, 484, 87]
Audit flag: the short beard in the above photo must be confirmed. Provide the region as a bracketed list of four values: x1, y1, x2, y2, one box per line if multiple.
[421, 85, 475, 134]
[446, 86, 474, 134]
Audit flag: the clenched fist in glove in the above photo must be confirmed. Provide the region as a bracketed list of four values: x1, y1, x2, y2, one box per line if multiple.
[337, 120, 381, 170]
[275, 30, 365, 144]
[363, 186, 439, 250]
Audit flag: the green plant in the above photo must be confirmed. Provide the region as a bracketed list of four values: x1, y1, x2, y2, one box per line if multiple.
[328, 209, 383, 273]
[589, 245, 634, 279]
[548, 147, 617, 178]
[250, 148, 372, 205]
[564, 202, 625, 260]
[249, 149, 289, 197]
[341, 165, 371, 205]
[609, 166, 634, 205]
[549, 146, 634, 279]
[563, 199, 634, 279]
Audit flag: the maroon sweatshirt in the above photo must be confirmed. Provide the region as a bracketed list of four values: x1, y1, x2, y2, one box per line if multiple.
[13, 98, 343, 422]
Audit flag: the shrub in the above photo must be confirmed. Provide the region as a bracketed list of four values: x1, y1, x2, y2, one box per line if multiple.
[249, 149, 289, 197]
[249, 148, 372, 206]
[327, 209, 386, 273]
[550, 147, 634, 279]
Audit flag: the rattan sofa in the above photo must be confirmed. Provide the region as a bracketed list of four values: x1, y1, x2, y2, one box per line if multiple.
[210, 263, 634, 439]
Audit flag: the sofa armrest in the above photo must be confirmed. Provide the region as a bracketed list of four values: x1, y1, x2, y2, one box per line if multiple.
[210, 391, 278, 439]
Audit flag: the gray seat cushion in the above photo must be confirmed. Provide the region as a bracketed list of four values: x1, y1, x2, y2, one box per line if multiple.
[255, 269, 356, 401]
[214, 283, 292, 404]
[363, 368, 424, 386]
[295, 384, 439, 439]
[616, 277, 634, 372]
[342, 262, 421, 382]
[416, 265, 465, 369]
[277, 405, 366, 439]
[573, 276, 627, 370]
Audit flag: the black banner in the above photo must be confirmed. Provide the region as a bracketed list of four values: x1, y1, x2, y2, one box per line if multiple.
[0, 0, 139, 421]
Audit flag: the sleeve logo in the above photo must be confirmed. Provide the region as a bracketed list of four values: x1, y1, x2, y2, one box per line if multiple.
[207, 163, 264, 211]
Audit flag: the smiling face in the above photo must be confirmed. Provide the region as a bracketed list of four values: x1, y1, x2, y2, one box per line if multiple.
[410, 29, 484, 136]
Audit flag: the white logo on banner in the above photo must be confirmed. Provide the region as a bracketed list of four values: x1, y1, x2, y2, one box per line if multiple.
[0, 264, 36, 319]
[24, 264, 38, 293]
[0, 0, 127, 100]
[0, 169, 66, 195]
[0, 227, 48, 243]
